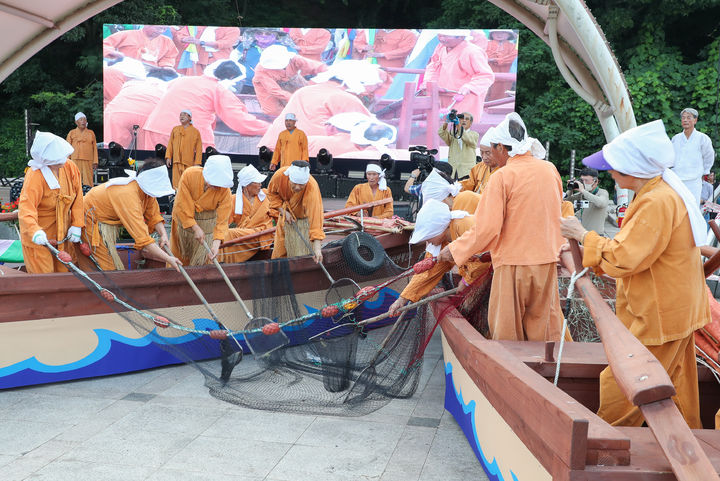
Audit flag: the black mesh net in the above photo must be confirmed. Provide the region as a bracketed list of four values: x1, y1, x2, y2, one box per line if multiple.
[44, 238, 484, 416]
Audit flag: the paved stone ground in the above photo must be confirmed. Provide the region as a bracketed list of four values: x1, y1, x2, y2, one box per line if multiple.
[0, 331, 487, 481]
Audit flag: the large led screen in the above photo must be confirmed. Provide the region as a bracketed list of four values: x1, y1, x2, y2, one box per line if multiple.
[103, 26, 518, 160]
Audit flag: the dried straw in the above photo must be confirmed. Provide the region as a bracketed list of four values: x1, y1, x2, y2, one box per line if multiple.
[284, 217, 311, 257]
[98, 222, 124, 270]
[176, 210, 217, 266]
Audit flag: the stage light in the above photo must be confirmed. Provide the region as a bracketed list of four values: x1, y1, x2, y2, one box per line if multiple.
[154, 143, 167, 160]
[258, 145, 273, 171]
[316, 148, 333, 174]
[107, 142, 124, 166]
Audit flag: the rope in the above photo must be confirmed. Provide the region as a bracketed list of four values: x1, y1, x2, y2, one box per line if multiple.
[554, 266, 588, 386]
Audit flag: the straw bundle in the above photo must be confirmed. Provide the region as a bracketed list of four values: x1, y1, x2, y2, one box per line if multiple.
[285, 217, 312, 257]
[98, 222, 124, 270]
[176, 210, 217, 266]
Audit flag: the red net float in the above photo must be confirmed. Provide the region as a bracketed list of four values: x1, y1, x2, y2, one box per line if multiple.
[79, 243, 92, 257]
[321, 305, 339, 317]
[262, 322, 280, 335]
[209, 330, 228, 340]
[153, 316, 170, 328]
[100, 289, 114, 301]
[57, 250, 72, 263]
[413, 257, 436, 274]
[355, 286, 376, 302]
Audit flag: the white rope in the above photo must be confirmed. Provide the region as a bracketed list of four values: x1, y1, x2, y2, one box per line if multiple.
[696, 346, 720, 385]
[554, 266, 589, 386]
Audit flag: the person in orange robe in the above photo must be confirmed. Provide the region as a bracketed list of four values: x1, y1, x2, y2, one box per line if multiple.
[353, 29, 417, 69]
[165, 110, 203, 189]
[103, 26, 178, 68]
[103, 70, 177, 150]
[257, 61, 380, 151]
[66, 112, 99, 187]
[218, 165, 274, 263]
[18, 132, 84, 274]
[170, 155, 233, 266]
[171, 26, 241, 76]
[267, 161, 325, 262]
[388, 193, 488, 316]
[103, 67, 128, 108]
[486, 29, 518, 100]
[253, 45, 328, 117]
[289, 28, 331, 62]
[560, 120, 710, 428]
[422, 30, 494, 121]
[460, 127, 497, 193]
[269, 113, 309, 170]
[142, 59, 269, 151]
[79, 159, 181, 271]
[439, 113, 567, 342]
[345, 163, 394, 218]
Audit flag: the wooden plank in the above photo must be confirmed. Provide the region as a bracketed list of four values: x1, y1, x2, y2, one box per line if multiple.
[436, 297, 633, 474]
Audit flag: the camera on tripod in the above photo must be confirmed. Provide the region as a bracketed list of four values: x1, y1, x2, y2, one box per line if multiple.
[446, 109, 465, 124]
[409, 145, 438, 183]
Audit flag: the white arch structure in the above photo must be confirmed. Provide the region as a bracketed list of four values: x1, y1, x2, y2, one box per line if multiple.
[0, 0, 635, 141]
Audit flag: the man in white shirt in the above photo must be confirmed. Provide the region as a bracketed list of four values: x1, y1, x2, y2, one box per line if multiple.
[671, 107, 715, 204]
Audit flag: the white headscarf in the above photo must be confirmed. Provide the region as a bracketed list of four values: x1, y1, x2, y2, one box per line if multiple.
[74, 112, 86, 122]
[312, 60, 383, 94]
[259, 44, 296, 69]
[285, 163, 311, 184]
[436, 29, 471, 38]
[203, 155, 234, 188]
[235, 165, 267, 214]
[105, 166, 175, 198]
[365, 163, 387, 191]
[350, 120, 397, 149]
[108, 57, 146, 80]
[409, 199, 469, 255]
[27, 132, 74, 189]
[420, 169, 461, 202]
[489, 112, 534, 157]
[601, 119, 707, 246]
[479, 127, 495, 148]
[327, 112, 370, 132]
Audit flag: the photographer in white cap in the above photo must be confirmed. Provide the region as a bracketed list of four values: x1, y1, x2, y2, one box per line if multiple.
[560, 119, 709, 428]
[170, 154, 233, 265]
[218, 165, 274, 263]
[270, 113, 309, 171]
[344, 162, 394, 218]
[66, 112, 98, 187]
[266, 160, 325, 262]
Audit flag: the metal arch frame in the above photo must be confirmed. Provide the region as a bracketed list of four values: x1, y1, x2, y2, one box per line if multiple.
[488, 0, 637, 141]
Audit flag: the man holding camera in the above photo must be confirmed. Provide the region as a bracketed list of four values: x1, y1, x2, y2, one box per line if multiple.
[439, 111, 479, 179]
[566, 168, 609, 237]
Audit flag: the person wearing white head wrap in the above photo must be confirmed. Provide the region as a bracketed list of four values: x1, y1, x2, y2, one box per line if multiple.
[420, 168, 462, 205]
[439, 110, 569, 343]
[344, 163, 394, 219]
[170, 157, 233, 266]
[218, 165, 274, 263]
[269, 111, 310, 171]
[79, 159, 181, 272]
[18, 132, 84, 273]
[388, 192, 492, 316]
[165, 108, 202, 190]
[311, 60, 384, 95]
[460, 126, 501, 194]
[103, 25, 178, 68]
[671, 107, 715, 205]
[66, 111, 98, 187]
[560, 120, 711, 429]
[253, 45, 327, 117]
[267, 161, 325, 263]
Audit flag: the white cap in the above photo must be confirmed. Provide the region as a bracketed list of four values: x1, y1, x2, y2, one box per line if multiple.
[75, 112, 86, 121]
[180, 109, 192, 117]
[365, 163, 387, 191]
[259, 45, 295, 69]
[203, 155, 234, 188]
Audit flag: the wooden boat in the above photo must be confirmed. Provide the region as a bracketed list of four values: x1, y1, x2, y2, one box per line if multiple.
[0, 199, 419, 390]
[432, 250, 720, 480]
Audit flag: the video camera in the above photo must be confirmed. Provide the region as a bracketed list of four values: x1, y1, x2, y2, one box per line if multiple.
[446, 109, 465, 124]
[409, 145, 438, 183]
[567, 178, 580, 190]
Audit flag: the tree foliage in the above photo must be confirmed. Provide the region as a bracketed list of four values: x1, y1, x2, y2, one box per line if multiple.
[0, 0, 718, 182]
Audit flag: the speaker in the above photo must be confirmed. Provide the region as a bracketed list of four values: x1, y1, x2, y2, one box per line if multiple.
[314, 173, 338, 198]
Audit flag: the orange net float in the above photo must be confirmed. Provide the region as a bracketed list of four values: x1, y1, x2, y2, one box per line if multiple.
[57, 250, 73, 263]
[413, 257, 436, 274]
[342, 300, 359, 311]
[153, 316, 170, 328]
[209, 330, 228, 340]
[262, 322, 280, 335]
[321, 305, 340, 317]
[79, 242, 92, 257]
[100, 289, 114, 301]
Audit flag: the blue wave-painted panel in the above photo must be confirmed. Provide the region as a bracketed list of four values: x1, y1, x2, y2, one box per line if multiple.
[0, 288, 402, 389]
[444, 362, 520, 481]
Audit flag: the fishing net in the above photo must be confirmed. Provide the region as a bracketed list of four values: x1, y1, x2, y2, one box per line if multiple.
[45, 236, 482, 416]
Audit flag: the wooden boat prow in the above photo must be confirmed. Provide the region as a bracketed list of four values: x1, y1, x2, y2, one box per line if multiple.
[434, 294, 720, 480]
